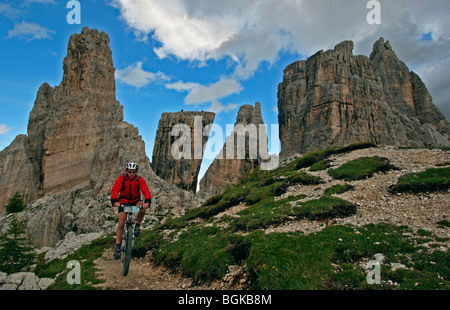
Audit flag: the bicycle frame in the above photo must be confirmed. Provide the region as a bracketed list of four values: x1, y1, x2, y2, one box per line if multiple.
[120, 205, 141, 276]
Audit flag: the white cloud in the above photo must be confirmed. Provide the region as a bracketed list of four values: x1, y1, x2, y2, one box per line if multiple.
[207, 101, 238, 114]
[165, 81, 199, 92]
[115, 61, 171, 88]
[0, 3, 21, 19]
[0, 124, 11, 135]
[7, 22, 55, 41]
[184, 77, 243, 105]
[165, 77, 242, 106]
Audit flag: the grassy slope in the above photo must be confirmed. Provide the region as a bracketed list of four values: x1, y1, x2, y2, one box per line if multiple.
[138, 143, 449, 290]
[36, 143, 450, 290]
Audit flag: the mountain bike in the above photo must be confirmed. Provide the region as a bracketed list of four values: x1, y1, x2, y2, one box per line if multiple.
[120, 205, 141, 276]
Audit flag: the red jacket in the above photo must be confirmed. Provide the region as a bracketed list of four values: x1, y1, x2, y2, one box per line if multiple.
[111, 174, 152, 205]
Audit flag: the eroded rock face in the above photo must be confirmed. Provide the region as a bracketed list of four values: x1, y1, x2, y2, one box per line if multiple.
[0, 135, 38, 207]
[199, 103, 269, 198]
[278, 38, 450, 160]
[152, 111, 215, 193]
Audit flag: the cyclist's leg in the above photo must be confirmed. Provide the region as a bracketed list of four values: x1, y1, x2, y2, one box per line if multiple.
[116, 211, 127, 244]
[136, 200, 145, 225]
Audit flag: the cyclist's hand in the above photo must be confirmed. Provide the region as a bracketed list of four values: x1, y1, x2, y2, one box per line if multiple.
[114, 202, 121, 207]
[143, 203, 149, 209]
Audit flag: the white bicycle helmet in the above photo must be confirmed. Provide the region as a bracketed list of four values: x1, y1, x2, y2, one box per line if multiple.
[126, 161, 139, 171]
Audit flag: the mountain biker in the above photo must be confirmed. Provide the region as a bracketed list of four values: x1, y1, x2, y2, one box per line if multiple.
[111, 161, 152, 260]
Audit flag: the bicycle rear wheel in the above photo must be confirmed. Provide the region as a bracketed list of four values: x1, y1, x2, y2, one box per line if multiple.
[122, 226, 133, 276]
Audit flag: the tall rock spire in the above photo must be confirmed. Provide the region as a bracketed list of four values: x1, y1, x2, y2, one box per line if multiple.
[152, 111, 215, 193]
[199, 102, 269, 198]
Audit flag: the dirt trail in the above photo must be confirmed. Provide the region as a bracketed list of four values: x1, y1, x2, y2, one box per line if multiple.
[94, 248, 220, 290]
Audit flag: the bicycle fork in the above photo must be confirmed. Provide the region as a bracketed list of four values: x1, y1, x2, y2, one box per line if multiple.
[121, 218, 135, 253]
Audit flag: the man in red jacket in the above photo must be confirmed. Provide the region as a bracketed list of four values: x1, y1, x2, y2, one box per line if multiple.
[111, 161, 152, 260]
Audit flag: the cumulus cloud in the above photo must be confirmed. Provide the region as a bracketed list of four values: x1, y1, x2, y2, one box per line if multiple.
[207, 101, 238, 114]
[184, 77, 243, 105]
[165, 77, 243, 107]
[115, 61, 171, 88]
[112, 0, 450, 119]
[6, 22, 55, 41]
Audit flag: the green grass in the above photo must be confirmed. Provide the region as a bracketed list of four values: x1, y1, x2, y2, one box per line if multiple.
[310, 159, 331, 171]
[389, 167, 450, 193]
[151, 226, 248, 284]
[437, 220, 450, 228]
[324, 183, 354, 196]
[247, 223, 449, 290]
[328, 156, 395, 181]
[161, 169, 322, 231]
[294, 142, 377, 170]
[292, 196, 356, 220]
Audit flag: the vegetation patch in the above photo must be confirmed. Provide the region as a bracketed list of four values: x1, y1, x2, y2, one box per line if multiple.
[328, 156, 395, 181]
[151, 226, 245, 284]
[324, 183, 354, 196]
[273, 172, 322, 196]
[292, 196, 356, 220]
[294, 142, 377, 170]
[310, 159, 332, 171]
[389, 167, 450, 194]
[246, 223, 449, 290]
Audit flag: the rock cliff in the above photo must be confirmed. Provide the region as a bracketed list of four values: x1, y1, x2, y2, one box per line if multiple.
[277, 38, 450, 160]
[0, 28, 201, 247]
[199, 103, 269, 197]
[152, 111, 215, 193]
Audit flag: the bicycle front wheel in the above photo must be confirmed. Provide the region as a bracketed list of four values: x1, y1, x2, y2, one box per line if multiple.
[122, 226, 133, 276]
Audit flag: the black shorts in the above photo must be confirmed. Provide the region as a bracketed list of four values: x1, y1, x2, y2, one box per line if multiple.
[118, 201, 141, 213]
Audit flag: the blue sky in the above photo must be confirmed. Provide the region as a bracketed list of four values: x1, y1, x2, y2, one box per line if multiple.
[1, 0, 449, 181]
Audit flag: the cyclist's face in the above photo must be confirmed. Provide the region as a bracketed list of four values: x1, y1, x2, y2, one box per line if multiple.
[127, 170, 137, 179]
